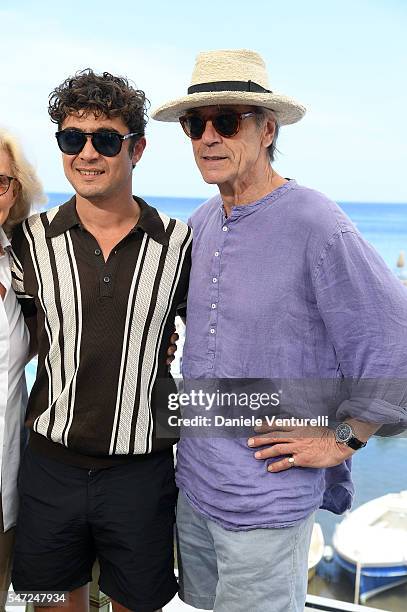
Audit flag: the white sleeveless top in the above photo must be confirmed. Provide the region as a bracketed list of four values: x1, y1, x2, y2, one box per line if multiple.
[0, 227, 29, 531]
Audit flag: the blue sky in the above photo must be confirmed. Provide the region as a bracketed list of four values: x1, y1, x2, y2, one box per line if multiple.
[1, 0, 406, 202]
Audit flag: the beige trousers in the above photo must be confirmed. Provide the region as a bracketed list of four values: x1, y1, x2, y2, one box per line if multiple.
[0, 500, 15, 612]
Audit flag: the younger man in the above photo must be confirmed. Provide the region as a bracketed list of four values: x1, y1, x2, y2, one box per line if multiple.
[11, 70, 191, 612]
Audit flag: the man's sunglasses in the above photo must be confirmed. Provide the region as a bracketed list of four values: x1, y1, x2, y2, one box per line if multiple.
[55, 130, 141, 157]
[179, 111, 256, 140]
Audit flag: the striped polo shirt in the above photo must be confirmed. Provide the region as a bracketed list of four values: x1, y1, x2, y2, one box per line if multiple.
[11, 196, 192, 468]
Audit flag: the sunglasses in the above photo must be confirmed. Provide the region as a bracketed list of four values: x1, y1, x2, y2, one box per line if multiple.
[179, 111, 257, 140]
[0, 175, 16, 197]
[55, 130, 141, 157]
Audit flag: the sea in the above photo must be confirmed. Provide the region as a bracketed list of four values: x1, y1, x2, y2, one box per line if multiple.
[25, 193, 407, 612]
[40, 192, 407, 274]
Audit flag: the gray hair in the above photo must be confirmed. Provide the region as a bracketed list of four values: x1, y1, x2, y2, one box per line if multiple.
[255, 108, 280, 162]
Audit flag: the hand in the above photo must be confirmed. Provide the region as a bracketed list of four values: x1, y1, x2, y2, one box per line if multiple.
[247, 421, 354, 472]
[166, 332, 179, 365]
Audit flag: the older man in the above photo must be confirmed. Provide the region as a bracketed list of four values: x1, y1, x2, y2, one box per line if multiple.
[153, 49, 407, 611]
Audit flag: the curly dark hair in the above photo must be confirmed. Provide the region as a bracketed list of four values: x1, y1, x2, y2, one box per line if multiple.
[48, 69, 149, 145]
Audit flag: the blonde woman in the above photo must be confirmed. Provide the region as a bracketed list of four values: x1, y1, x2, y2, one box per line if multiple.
[0, 129, 44, 610]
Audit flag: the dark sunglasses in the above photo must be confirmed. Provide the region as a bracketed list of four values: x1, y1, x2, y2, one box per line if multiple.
[179, 111, 256, 140]
[55, 130, 141, 157]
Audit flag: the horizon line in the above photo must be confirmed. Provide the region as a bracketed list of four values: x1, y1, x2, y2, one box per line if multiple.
[43, 191, 407, 206]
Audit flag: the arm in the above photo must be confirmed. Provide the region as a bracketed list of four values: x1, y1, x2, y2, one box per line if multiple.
[248, 229, 407, 470]
[25, 314, 38, 361]
[10, 222, 38, 355]
[168, 237, 191, 364]
[314, 229, 407, 428]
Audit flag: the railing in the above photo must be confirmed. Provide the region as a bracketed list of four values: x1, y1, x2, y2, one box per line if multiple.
[305, 593, 388, 611]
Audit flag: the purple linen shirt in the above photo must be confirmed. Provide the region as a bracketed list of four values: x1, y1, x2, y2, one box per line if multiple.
[176, 180, 407, 530]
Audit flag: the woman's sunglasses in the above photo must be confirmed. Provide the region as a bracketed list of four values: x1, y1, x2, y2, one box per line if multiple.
[179, 111, 256, 140]
[0, 175, 16, 197]
[55, 130, 141, 157]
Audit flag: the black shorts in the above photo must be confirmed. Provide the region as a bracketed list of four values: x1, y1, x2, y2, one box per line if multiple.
[12, 446, 178, 612]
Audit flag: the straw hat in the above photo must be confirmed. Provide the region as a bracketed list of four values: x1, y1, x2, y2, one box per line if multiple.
[152, 49, 306, 126]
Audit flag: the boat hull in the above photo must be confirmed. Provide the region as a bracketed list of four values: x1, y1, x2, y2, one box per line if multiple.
[334, 552, 407, 602]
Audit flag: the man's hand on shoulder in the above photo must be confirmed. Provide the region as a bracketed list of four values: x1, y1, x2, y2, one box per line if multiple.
[247, 422, 354, 472]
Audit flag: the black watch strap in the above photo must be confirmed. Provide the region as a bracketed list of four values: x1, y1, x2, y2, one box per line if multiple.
[346, 436, 367, 450]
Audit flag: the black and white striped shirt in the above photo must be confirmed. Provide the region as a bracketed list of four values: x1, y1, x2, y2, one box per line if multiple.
[11, 196, 191, 468]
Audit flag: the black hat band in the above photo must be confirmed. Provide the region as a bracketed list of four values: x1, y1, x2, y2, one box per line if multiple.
[187, 80, 272, 95]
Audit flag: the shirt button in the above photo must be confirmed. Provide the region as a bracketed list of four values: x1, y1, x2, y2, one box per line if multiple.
[222, 226, 228, 232]
[210, 328, 215, 334]
[94, 248, 101, 256]
[103, 275, 110, 283]
[214, 251, 220, 257]
[211, 303, 217, 309]
[212, 277, 218, 283]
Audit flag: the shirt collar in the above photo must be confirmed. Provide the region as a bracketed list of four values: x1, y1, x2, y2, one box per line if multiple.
[45, 195, 169, 246]
[134, 196, 169, 245]
[0, 226, 11, 253]
[221, 179, 297, 220]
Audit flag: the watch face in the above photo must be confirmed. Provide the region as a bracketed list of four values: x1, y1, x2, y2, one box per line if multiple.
[336, 423, 352, 443]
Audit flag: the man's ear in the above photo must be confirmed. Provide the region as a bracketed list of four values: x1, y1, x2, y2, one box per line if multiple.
[262, 118, 276, 149]
[131, 136, 146, 165]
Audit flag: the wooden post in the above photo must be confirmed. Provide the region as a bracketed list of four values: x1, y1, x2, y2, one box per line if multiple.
[354, 560, 362, 604]
[89, 561, 110, 612]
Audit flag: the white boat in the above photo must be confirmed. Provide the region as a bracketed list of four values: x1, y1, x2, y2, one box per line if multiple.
[305, 593, 387, 611]
[308, 522, 325, 580]
[332, 491, 407, 603]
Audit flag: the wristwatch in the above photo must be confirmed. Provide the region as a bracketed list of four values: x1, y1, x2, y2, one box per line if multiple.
[334, 422, 367, 450]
